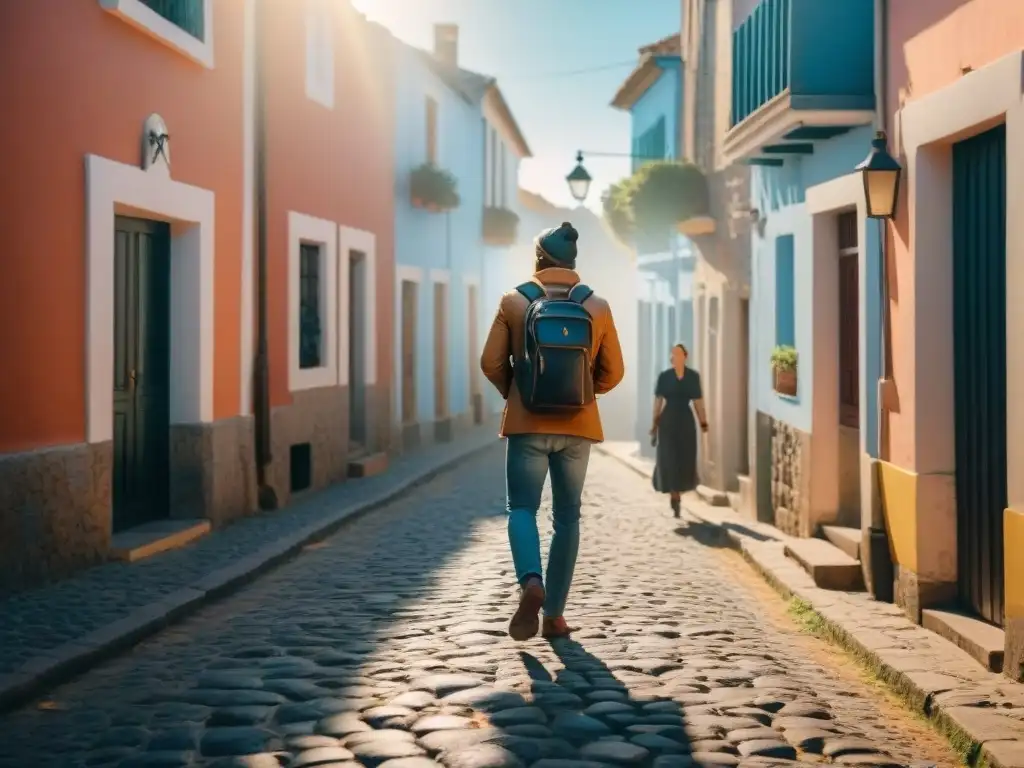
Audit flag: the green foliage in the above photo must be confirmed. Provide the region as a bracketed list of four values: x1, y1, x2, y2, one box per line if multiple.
[601, 180, 636, 245]
[602, 161, 709, 242]
[770, 345, 798, 372]
[482, 206, 520, 243]
[629, 160, 709, 234]
[410, 163, 460, 210]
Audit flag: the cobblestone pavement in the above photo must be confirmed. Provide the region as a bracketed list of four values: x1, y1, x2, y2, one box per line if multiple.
[0, 424, 497, 678]
[0, 447, 957, 768]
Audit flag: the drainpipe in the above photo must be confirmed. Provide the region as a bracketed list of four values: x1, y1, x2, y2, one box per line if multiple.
[864, 0, 894, 603]
[253, 0, 278, 510]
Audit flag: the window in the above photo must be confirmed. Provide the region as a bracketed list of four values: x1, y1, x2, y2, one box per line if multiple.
[632, 116, 667, 172]
[299, 244, 322, 369]
[99, 0, 213, 67]
[774, 234, 796, 348]
[305, 0, 334, 109]
[141, 0, 203, 39]
[426, 97, 438, 164]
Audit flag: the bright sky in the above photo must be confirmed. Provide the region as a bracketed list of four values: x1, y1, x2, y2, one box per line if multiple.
[351, 0, 680, 213]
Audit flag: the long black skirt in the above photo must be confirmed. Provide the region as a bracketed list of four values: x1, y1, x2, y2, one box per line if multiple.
[652, 408, 699, 493]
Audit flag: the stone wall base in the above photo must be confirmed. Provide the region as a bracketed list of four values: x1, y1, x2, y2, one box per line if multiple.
[267, 383, 390, 508]
[768, 417, 813, 537]
[0, 442, 112, 594]
[1004, 617, 1024, 682]
[170, 416, 257, 527]
[0, 415, 261, 594]
[893, 564, 957, 624]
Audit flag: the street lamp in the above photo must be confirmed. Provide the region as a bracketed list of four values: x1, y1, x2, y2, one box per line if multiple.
[566, 151, 592, 203]
[856, 130, 902, 219]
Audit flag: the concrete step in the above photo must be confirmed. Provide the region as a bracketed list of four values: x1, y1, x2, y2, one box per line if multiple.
[783, 538, 865, 591]
[727, 492, 742, 511]
[348, 451, 389, 479]
[821, 525, 861, 561]
[696, 484, 729, 507]
[922, 608, 1005, 673]
[110, 519, 211, 563]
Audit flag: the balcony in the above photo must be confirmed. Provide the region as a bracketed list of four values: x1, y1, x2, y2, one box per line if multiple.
[723, 0, 875, 166]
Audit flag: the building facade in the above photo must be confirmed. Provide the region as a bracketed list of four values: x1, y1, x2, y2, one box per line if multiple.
[261, 0, 396, 505]
[880, 0, 1024, 679]
[392, 25, 528, 451]
[678, 0, 754, 501]
[611, 36, 697, 456]
[0, 0, 395, 591]
[718, 0, 880, 554]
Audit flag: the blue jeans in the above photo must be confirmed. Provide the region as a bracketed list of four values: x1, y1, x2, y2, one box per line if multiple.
[506, 434, 592, 617]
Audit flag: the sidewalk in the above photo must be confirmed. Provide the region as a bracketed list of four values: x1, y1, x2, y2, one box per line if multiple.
[0, 421, 501, 715]
[596, 440, 1024, 768]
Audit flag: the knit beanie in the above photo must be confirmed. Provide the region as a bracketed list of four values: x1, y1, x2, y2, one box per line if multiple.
[535, 221, 579, 266]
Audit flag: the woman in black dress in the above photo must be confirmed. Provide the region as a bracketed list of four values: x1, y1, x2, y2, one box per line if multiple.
[649, 344, 708, 517]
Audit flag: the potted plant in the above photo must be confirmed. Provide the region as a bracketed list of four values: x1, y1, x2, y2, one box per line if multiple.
[482, 206, 519, 245]
[410, 163, 460, 212]
[627, 160, 711, 238]
[771, 345, 798, 396]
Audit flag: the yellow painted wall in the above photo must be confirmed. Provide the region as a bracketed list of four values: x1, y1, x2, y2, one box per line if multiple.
[878, 461, 918, 573]
[1006, 508, 1024, 620]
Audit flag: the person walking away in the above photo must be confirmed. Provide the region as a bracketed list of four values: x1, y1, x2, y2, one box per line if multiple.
[650, 343, 708, 517]
[480, 221, 625, 641]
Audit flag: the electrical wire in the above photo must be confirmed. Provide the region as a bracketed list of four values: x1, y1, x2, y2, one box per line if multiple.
[503, 59, 637, 81]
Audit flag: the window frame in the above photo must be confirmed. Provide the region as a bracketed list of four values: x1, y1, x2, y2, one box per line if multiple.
[99, 0, 214, 69]
[288, 212, 338, 392]
[305, 0, 335, 109]
[774, 233, 797, 349]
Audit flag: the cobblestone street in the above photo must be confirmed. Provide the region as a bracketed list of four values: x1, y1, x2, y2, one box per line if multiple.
[0, 446, 960, 768]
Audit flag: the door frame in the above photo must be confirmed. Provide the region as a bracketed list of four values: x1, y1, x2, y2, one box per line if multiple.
[804, 169, 880, 533]
[896, 50, 1024, 608]
[394, 265, 424, 426]
[429, 268, 451, 420]
[85, 154, 215, 446]
[338, 225, 378, 391]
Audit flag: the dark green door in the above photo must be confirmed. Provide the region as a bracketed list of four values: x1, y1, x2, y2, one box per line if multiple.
[112, 216, 172, 532]
[952, 123, 1007, 626]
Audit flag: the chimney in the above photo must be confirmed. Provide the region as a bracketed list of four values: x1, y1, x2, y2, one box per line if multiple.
[434, 24, 458, 68]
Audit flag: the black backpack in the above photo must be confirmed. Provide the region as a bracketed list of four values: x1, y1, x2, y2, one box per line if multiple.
[513, 281, 596, 413]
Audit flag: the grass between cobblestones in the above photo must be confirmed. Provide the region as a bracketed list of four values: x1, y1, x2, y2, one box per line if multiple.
[784, 595, 975, 766]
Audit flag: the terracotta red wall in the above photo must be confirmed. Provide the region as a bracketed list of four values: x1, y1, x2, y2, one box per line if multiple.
[0, 1, 245, 453]
[262, 3, 396, 408]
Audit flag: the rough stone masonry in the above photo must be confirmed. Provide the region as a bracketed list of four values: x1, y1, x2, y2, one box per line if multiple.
[0, 447, 952, 767]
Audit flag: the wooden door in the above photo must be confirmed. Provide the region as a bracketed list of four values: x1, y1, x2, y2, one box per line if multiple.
[433, 282, 448, 419]
[838, 211, 860, 429]
[112, 216, 171, 532]
[348, 250, 367, 445]
[953, 124, 1007, 626]
[401, 280, 417, 424]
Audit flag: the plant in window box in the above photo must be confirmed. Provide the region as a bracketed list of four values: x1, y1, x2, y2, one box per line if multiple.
[482, 206, 519, 245]
[771, 345, 798, 396]
[410, 163, 460, 212]
[626, 160, 712, 239]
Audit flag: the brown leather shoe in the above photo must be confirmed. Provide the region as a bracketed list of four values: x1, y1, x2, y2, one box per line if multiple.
[542, 616, 575, 638]
[508, 578, 545, 641]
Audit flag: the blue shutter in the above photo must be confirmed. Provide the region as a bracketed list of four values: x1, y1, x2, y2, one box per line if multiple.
[774, 234, 795, 347]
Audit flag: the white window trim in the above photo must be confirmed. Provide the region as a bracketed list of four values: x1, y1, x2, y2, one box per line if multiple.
[429, 268, 451, 284]
[99, 0, 214, 69]
[305, 0, 335, 109]
[394, 266, 425, 420]
[338, 226, 378, 387]
[85, 154, 215, 443]
[289, 212, 338, 392]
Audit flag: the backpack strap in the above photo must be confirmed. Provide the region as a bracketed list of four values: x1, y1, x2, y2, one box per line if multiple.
[515, 281, 546, 303]
[567, 283, 594, 304]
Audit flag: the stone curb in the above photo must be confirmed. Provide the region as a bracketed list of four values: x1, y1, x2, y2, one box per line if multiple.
[594, 443, 1024, 768]
[0, 433, 500, 717]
